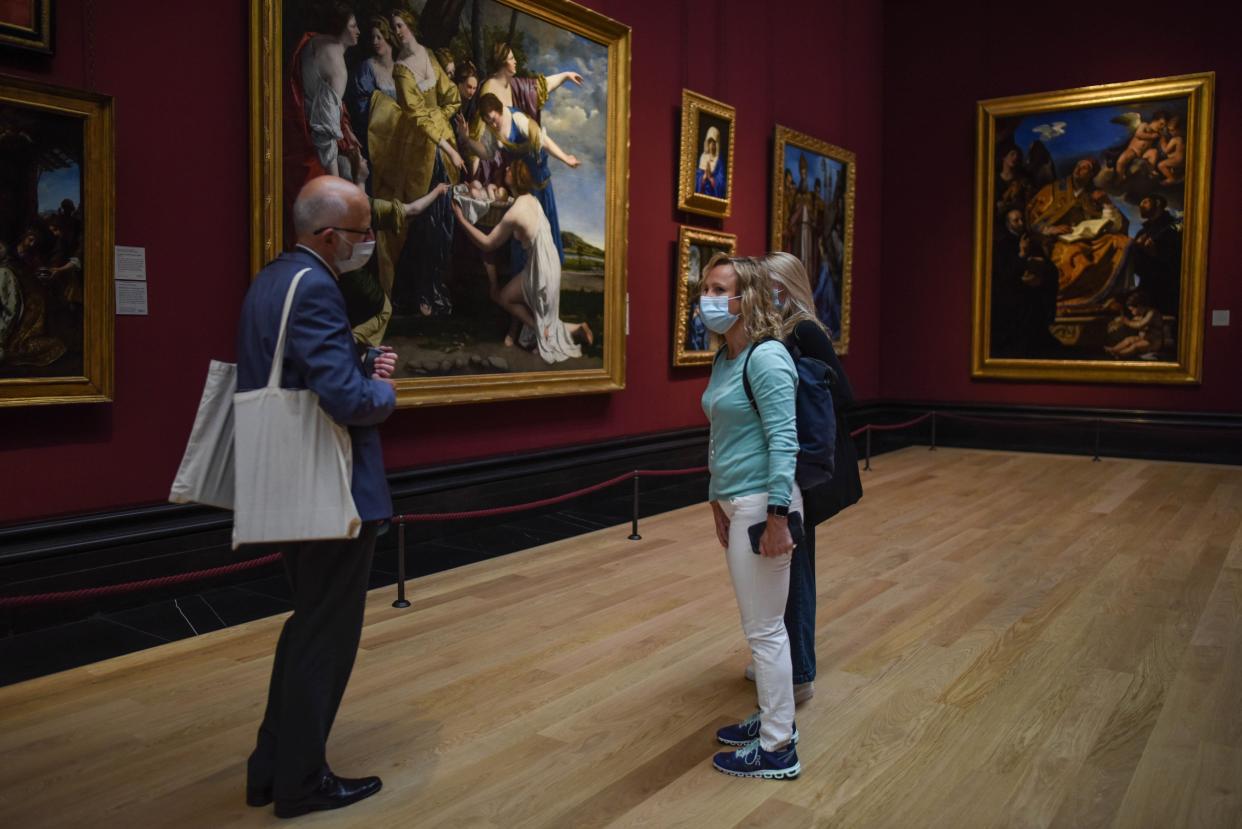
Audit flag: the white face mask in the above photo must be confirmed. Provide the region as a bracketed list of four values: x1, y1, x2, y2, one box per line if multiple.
[333, 236, 375, 273]
[699, 294, 741, 334]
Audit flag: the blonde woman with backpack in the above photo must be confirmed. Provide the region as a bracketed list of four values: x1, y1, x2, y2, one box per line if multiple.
[748, 251, 863, 705]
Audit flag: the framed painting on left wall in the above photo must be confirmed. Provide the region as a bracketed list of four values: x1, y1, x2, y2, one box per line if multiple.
[0, 0, 52, 54]
[251, 0, 631, 407]
[0, 75, 114, 407]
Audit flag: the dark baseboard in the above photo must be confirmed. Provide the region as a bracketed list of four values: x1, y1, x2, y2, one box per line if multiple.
[849, 400, 1242, 467]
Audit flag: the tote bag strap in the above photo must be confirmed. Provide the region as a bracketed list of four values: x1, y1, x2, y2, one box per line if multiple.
[266, 268, 313, 390]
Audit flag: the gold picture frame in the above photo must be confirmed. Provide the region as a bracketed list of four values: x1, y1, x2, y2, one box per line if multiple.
[672, 225, 735, 367]
[0, 0, 52, 54]
[677, 89, 735, 219]
[770, 125, 855, 354]
[250, 0, 631, 407]
[971, 72, 1214, 383]
[0, 75, 114, 407]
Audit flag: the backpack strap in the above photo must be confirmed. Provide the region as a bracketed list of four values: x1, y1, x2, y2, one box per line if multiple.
[741, 336, 781, 414]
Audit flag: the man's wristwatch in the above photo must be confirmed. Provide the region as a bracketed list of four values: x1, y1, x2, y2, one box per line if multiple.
[767, 504, 789, 517]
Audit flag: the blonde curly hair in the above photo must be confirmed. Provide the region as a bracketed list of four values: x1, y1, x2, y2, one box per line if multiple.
[698, 252, 786, 346]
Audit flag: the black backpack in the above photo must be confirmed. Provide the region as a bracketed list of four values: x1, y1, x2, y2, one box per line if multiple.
[741, 338, 837, 490]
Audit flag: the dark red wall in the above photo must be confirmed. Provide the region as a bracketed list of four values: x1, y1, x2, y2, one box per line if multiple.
[880, 0, 1242, 411]
[0, 0, 884, 524]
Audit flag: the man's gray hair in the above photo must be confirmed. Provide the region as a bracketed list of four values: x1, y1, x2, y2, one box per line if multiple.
[291, 184, 351, 237]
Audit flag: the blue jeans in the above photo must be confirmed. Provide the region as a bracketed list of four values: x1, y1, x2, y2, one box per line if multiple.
[784, 528, 816, 684]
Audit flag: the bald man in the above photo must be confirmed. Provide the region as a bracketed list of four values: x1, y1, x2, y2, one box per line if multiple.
[237, 176, 396, 818]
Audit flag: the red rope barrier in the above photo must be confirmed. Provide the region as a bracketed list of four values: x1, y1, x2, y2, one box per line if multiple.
[850, 412, 933, 438]
[0, 552, 283, 609]
[393, 465, 709, 524]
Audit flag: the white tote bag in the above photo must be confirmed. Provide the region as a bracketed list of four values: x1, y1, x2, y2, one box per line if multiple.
[168, 360, 237, 510]
[231, 268, 361, 548]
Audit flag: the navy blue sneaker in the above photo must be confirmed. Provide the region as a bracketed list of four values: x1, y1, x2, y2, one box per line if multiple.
[715, 711, 799, 747]
[712, 739, 801, 779]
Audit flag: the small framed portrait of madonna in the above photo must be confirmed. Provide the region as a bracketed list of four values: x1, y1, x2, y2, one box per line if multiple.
[677, 89, 735, 219]
[672, 225, 736, 367]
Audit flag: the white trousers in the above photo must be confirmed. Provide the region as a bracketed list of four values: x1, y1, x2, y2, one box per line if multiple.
[718, 486, 802, 750]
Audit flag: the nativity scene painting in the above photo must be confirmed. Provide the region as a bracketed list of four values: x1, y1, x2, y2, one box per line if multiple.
[0, 77, 114, 407]
[256, 0, 630, 405]
[972, 73, 1214, 384]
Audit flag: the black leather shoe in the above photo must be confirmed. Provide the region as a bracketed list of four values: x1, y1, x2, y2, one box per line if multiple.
[245, 785, 273, 807]
[274, 773, 382, 819]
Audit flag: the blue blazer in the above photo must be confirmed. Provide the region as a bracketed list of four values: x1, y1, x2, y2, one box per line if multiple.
[236, 248, 397, 522]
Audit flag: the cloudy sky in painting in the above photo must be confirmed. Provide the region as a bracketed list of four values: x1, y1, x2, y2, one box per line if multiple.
[38, 164, 81, 214]
[454, 0, 610, 248]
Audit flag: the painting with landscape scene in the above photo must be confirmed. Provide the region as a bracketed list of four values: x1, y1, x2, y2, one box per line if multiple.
[251, 0, 629, 406]
[972, 73, 1214, 384]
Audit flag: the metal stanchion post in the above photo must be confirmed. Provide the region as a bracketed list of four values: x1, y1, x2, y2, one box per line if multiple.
[628, 474, 642, 540]
[864, 428, 872, 472]
[1093, 418, 1101, 462]
[930, 411, 937, 451]
[392, 522, 411, 608]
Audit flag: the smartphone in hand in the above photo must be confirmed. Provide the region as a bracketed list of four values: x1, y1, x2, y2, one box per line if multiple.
[747, 511, 805, 555]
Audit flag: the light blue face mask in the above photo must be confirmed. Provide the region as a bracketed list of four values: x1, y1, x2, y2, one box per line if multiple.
[699, 294, 741, 334]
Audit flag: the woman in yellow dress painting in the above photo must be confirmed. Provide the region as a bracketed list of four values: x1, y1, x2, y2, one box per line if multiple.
[367, 9, 465, 317]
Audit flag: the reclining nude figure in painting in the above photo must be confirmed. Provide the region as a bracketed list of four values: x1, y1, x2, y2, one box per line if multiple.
[450, 161, 593, 363]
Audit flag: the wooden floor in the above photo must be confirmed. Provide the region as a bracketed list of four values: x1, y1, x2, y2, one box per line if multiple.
[2, 447, 1241, 828]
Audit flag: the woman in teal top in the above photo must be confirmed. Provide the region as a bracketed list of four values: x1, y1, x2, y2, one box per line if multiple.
[698, 253, 804, 780]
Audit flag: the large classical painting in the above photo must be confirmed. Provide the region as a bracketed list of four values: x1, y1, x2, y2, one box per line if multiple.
[677, 89, 734, 219]
[972, 73, 1214, 383]
[251, 0, 630, 406]
[672, 225, 734, 367]
[770, 125, 855, 354]
[0, 0, 52, 54]
[0, 75, 113, 407]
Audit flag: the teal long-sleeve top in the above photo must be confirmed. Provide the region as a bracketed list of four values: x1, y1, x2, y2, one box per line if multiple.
[701, 340, 798, 506]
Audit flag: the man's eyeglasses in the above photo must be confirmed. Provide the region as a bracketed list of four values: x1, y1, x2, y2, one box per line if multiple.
[313, 226, 375, 240]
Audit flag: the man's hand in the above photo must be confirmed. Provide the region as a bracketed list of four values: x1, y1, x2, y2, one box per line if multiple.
[758, 514, 794, 558]
[371, 346, 397, 380]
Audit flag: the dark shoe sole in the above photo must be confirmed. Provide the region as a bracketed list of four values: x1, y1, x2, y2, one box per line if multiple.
[274, 780, 382, 819]
[246, 788, 273, 807]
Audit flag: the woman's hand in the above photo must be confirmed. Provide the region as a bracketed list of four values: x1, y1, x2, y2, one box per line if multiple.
[442, 142, 467, 174]
[710, 502, 730, 548]
[450, 200, 467, 224]
[563, 154, 580, 169]
[758, 515, 794, 557]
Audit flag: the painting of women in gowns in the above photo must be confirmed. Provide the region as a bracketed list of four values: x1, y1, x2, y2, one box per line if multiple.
[263, 0, 628, 405]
